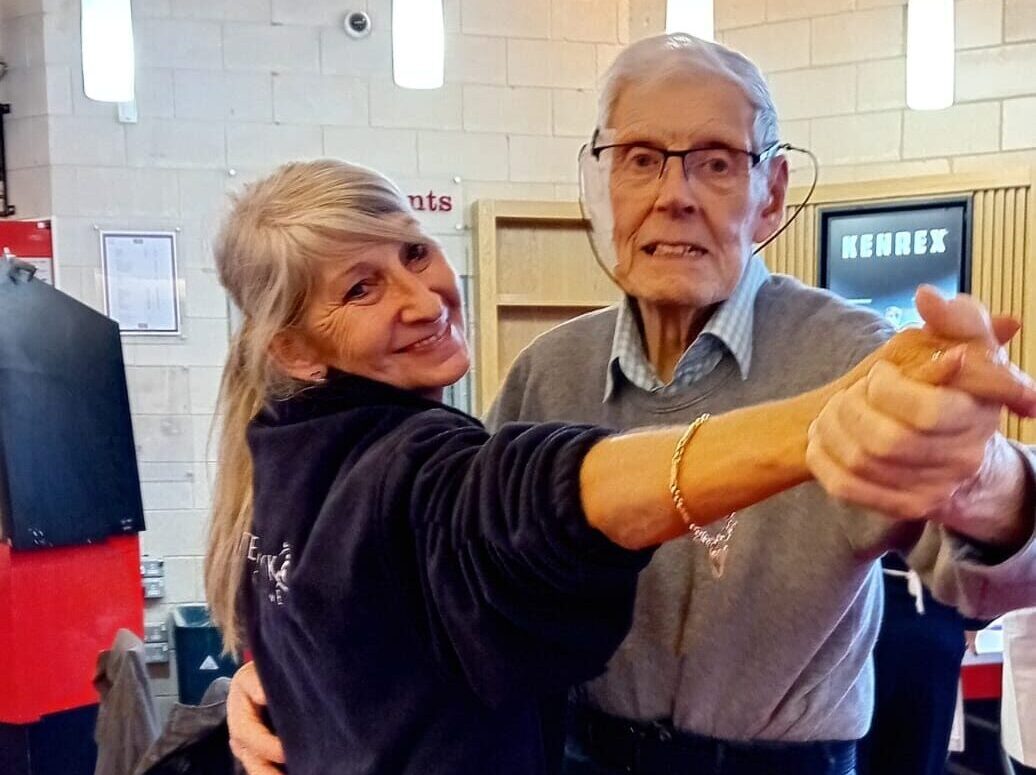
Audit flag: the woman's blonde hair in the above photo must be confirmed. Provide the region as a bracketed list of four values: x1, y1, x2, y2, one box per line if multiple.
[205, 158, 425, 654]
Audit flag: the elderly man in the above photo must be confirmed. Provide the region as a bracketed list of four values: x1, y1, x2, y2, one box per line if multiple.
[226, 33, 1036, 775]
[481, 34, 1036, 775]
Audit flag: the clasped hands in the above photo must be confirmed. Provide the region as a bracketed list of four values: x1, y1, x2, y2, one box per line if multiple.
[808, 286, 1036, 546]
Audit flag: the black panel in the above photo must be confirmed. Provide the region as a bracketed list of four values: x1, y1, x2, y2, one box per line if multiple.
[0, 705, 98, 775]
[817, 196, 972, 331]
[0, 263, 145, 549]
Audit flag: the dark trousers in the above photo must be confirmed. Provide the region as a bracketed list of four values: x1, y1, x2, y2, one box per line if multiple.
[857, 558, 968, 775]
[563, 706, 856, 775]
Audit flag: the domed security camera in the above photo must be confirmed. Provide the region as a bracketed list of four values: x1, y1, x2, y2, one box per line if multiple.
[344, 11, 372, 39]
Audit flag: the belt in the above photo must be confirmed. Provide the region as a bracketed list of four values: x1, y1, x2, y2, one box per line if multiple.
[568, 705, 857, 774]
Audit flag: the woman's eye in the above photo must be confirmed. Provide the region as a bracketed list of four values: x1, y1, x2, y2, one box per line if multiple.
[404, 242, 430, 266]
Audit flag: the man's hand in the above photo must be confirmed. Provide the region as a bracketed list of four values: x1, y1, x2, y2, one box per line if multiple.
[228, 662, 286, 775]
[808, 287, 1036, 546]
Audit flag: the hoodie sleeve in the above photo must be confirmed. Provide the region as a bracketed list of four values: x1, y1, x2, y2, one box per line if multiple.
[361, 410, 653, 707]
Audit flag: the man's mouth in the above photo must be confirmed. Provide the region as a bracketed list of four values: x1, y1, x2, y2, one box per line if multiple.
[643, 242, 709, 257]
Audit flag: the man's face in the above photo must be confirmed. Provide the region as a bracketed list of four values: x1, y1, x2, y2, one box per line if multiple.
[604, 74, 787, 310]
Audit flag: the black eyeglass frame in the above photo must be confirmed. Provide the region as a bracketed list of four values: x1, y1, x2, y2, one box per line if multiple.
[588, 128, 786, 178]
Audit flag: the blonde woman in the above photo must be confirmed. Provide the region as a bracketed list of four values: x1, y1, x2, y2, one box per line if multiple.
[205, 159, 1033, 775]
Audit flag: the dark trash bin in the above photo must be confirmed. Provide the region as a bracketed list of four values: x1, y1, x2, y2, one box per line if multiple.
[172, 605, 238, 705]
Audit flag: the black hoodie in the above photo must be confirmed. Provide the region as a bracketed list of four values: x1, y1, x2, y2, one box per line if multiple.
[243, 371, 651, 774]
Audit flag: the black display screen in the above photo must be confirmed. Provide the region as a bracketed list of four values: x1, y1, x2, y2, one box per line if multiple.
[818, 198, 971, 330]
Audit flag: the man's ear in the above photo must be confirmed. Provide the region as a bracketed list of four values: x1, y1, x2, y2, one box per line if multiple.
[752, 155, 789, 245]
[268, 329, 326, 382]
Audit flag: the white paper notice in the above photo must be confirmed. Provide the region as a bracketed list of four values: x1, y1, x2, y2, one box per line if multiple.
[102, 231, 180, 334]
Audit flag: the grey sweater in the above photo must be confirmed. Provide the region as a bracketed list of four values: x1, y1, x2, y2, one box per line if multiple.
[486, 273, 1036, 742]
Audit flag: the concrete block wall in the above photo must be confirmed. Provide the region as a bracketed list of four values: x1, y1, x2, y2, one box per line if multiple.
[1, 0, 1035, 719]
[714, 0, 1036, 186]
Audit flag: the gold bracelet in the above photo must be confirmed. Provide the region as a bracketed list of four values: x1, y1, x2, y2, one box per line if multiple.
[668, 412, 738, 579]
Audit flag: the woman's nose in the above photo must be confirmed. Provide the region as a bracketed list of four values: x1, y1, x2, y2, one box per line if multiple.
[396, 273, 444, 324]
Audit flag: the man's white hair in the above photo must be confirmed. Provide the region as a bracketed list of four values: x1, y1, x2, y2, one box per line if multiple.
[598, 33, 779, 150]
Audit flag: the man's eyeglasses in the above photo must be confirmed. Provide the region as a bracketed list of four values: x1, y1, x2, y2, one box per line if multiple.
[590, 136, 783, 192]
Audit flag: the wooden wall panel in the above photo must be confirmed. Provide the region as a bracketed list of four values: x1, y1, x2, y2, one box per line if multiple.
[970, 187, 1033, 443]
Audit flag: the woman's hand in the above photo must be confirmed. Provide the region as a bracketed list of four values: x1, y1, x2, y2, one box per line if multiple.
[227, 662, 286, 775]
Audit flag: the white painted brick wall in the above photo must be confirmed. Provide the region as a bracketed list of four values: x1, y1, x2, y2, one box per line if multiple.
[957, 0, 1004, 49]
[170, 0, 270, 22]
[141, 480, 196, 513]
[126, 119, 227, 168]
[3, 65, 51, 116]
[371, 81, 464, 129]
[596, 43, 623, 80]
[768, 65, 857, 120]
[811, 7, 904, 66]
[323, 126, 420, 174]
[174, 71, 273, 122]
[507, 40, 597, 90]
[462, 0, 551, 38]
[272, 0, 351, 28]
[141, 511, 208, 558]
[132, 415, 195, 463]
[811, 112, 903, 166]
[1003, 96, 1036, 150]
[1005, 0, 1036, 44]
[184, 268, 230, 319]
[418, 131, 509, 180]
[856, 58, 906, 111]
[178, 170, 232, 218]
[162, 557, 205, 603]
[226, 123, 323, 168]
[320, 25, 393, 77]
[723, 21, 811, 73]
[552, 89, 598, 137]
[855, 0, 906, 8]
[815, 158, 950, 187]
[445, 35, 508, 85]
[6, 116, 50, 168]
[48, 116, 126, 166]
[3, 14, 45, 69]
[273, 74, 369, 126]
[903, 101, 1002, 158]
[126, 367, 193, 415]
[951, 149, 1036, 174]
[49, 166, 181, 217]
[551, 0, 620, 43]
[463, 85, 552, 134]
[135, 19, 223, 70]
[715, 0, 765, 30]
[131, 0, 173, 19]
[188, 367, 225, 415]
[223, 23, 321, 73]
[135, 69, 177, 119]
[766, 0, 852, 22]
[957, 42, 1036, 101]
[509, 135, 585, 182]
